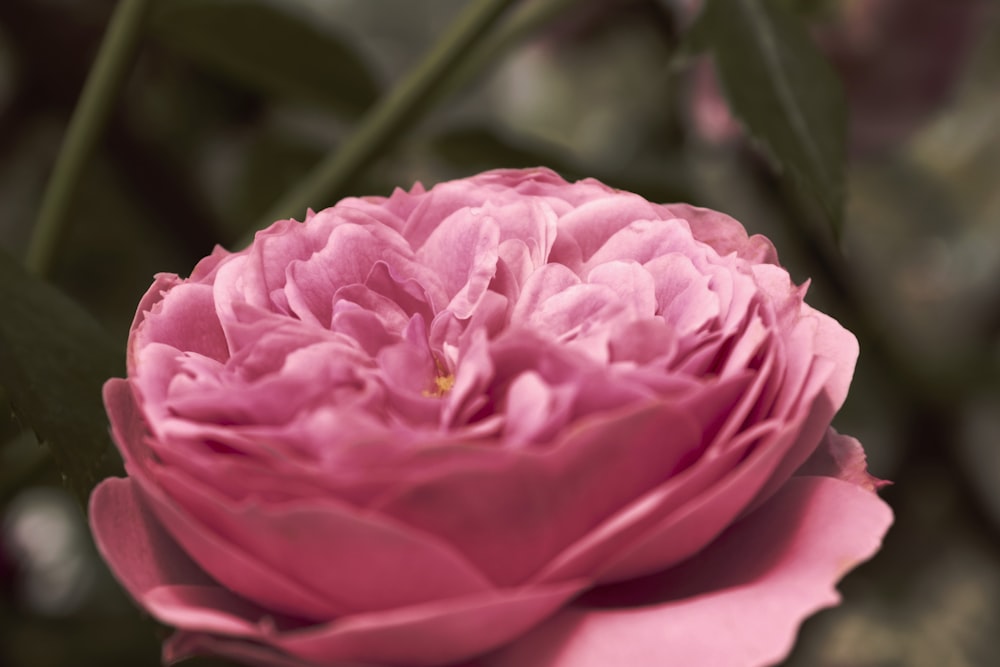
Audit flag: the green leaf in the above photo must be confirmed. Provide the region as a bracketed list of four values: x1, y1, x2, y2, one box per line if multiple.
[696, 0, 846, 234]
[0, 249, 124, 507]
[229, 131, 325, 234]
[151, 0, 380, 117]
[431, 126, 571, 172]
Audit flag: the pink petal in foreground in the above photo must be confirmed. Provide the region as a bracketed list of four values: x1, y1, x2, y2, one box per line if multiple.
[162, 581, 586, 667]
[481, 476, 892, 667]
[89, 477, 268, 636]
[92, 477, 588, 666]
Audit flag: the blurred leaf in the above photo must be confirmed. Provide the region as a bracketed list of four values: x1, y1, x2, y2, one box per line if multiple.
[0, 431, 51, 505]
[0, 250, 123, 507]
[431, 126, 571, 172]
[229, 129, 325, 232]
[695, 0, 846, 235]
[151, 0, 380, 116]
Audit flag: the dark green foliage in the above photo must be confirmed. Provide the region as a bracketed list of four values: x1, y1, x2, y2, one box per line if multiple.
[151, 0, 380, 116]
[0, 250, 124, 508]
[690, 0, 847, 235]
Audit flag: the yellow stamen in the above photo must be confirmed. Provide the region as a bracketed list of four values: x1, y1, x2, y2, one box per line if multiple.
[423, 373, 455, 398]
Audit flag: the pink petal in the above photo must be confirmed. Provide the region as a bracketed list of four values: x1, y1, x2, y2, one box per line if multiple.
[328, 300, 399, 356]
[578, 218, 697, 274]
[167, 580, 584, 667]
[502, 371, 577, 447]
[188, 244, 232, 282]
[105, 381, 380, 619]
[373, 401, 702, 587]
[151, 463, 496, 614]
[482, 476, 892, 667]
[607, 318, 677, 365]
[164, 339, 374, 427]
[283, 221, 412, 326]
[796, 428, 889, 492]
[131, 282, 230, 364]
[596, 354, 838, 582]
[125, 472, 345, 620]
[332, 196, 408, 234]
[643, 253, 720, 336]
[416, 206, 501, 318]
[548, 195, 663, 268]
[750, 307, 860, 504]
[535, 416, 773, 586]
[271, 581, 583, 666]
[492, 199, 558, 266]
[524, 282, 627, 345]
[583, 260, 658, 319]
[90, 460, 586, 667]
[89, 477, 270, 636]
[401, 180, 505, 251]
[510, 263, 581, 327]
[129, 272, 181, 343]
[361, 260, 437, 325]
[658, 203, 779, 265]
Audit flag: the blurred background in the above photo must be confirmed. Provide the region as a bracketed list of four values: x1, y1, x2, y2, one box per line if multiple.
[1, 0, 999, 665]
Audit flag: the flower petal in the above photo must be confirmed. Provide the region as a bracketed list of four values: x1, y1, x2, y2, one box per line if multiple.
[482, 475, 892, 667]
[133, 281, 229, 364]
[166, 580, 584, 667]
[89, 477, 269, 636]
[373, 401, 702, 586]
[796, 428, 888, 492]
[658, 203, 779, 265]
[151, 463, 497, 614]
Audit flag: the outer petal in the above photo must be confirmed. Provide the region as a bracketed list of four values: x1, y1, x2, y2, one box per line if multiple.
[590, 348, 839, 582]
[105, 379, 379, 619]
[89, 477, 271, 636]
[133, 282, 229, 363]
[165, 576, 583, 667]
[90, 475, 586, 667]
[372, 401, 702, 587]
[149, 465, 497, 614]
[481, 475, 892, 667]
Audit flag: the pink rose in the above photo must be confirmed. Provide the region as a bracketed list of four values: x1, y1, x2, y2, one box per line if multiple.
[89, 168, 891, 667]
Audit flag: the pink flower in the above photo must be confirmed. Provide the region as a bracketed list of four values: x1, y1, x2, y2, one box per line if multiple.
[89, 168, 891, 667]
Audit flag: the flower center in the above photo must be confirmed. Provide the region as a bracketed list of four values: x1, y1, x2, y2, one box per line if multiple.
[424, 373, 455, 398]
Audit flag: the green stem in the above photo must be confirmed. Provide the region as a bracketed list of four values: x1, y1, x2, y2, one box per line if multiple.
[26, 0, 151, 276]
[244, 0, 521, 247]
